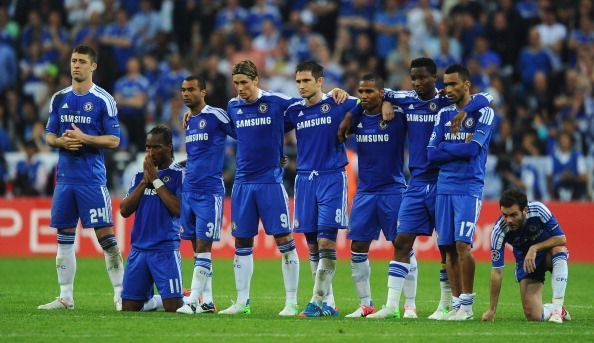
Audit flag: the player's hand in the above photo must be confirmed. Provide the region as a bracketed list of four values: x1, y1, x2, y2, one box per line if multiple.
[381, 101, 395, 121]
[280, 155, 288, 167]
[465, 133, 473, 143]
[60, 136, 83, 151]
[523, 246, 537, 273]
[182, 110, 192, 128]
[63, 123, 87, 142]
[481, 309, 495, 322]
[337, 115, 352, 144]
[143, 152, 158, 183]
[330, 88, 348, 104]
[451, 110, 467, 134]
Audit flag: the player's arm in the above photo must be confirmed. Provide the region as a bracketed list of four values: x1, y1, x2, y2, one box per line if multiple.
[451, 92, 493, 134]
[524, 234, 566, 273]
[482, 267, 503, 322]
[63, 123, 120, 149]
[337, 102, 364, 143]
[143, 154, 181, 217]
[119, 175, 147, 218]
[427, 112, 458, 163]
[438, 138, 480, 160]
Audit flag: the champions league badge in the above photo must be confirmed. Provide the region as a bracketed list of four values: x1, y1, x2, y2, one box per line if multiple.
[429, 102, 437, 111]
[199, 119, 207, 129]
[320, 103, 331, 113]
[83, 102, 93, 112]
[162, 176, 170, 183]
[378, 120, 388, 130]
[258, 103, 269, 113]
[464, 117, 475, 128]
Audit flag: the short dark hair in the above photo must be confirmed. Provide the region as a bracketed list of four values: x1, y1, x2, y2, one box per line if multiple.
[184, 75, 206, 90]
[296, 60, 324, 79]
[444, 64, 470, 82]
[147, 125, 173, 158]
[500, 189, 528, 210]
[410, 57, 437, 75]
[360, 73, 384, 90]
[232, 60, 258, 79]
[72, 45, 97, 64]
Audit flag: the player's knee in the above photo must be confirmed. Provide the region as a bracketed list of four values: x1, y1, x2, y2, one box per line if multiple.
[235, 237, 253, 248]
[351, 241, 370, 253]
[162, 298, 183, 312]
[522, 304, 541, 321]
[550, 245, 568, 255]
[121, 300, 143, 312]
[273, 232, 292, 245]
[394, 235, 414, 258]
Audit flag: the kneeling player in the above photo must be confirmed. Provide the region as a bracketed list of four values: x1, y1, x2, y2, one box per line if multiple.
[120, 126, 184, 312]
[482, 189, 570, 323]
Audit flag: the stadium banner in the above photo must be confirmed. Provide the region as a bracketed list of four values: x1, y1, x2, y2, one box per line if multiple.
[0, 198, 592, 262]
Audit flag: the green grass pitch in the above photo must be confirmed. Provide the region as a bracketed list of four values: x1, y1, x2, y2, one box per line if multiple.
[1, 258, 592, 342]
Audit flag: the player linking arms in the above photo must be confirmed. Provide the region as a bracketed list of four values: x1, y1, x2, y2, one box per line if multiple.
[119, 125, 184, 312]
[39, 45, 123, 311]
[482, 189, 570, 323]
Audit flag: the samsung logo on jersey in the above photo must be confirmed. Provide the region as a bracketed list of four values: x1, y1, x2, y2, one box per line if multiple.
[185, 133, 209, 142]
[143, 188, 158, 195]
[236, 117, 272, 128]
[60, 114, 92, 124]
[296, 116, 332, 130]
[445, 132, 472, 141]
[407, 114, 437, 123]
[356, 134, 390, 143]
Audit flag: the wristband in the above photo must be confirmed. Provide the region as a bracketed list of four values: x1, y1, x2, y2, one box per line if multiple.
[152, 178, 165, 190]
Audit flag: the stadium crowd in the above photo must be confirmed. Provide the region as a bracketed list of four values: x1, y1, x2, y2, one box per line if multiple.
[0, 0, 593, 201]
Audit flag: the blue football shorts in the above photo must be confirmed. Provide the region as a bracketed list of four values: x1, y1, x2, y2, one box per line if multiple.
[435, 194, 482, 246]
[50, 183, 114, 229]
[180, 192, 223, 241]
[230, 182, 291, 238]
[293, 170, 348, 234]
[397, 183, 436, 236]
[348, 192, 403, 242]
[122, 249, 184, 301]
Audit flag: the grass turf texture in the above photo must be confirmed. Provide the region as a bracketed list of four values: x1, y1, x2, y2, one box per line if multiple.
[0, 258, 592, 342]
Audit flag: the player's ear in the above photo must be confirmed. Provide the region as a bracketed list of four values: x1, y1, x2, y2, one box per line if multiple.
[91, 62, 97, 72]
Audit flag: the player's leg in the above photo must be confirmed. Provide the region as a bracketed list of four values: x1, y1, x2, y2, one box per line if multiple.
[150, 250, 184, 312]
[428, 246, 452, 319]
[313, 232, 339, 316]
[549, 246, 569, 321]
[38, 184, 77, 310]
[78, 184, 123, 310]
[519, 278, 545, 321]
[403, 250, 418, 318]
[178, 193, 220, 314]
[346, 193, 380, 318]
[259, 183, 300, 315]
[449, 195, 480, 320]
[219, 184, 257, 315]
[275, 233, 300, 316]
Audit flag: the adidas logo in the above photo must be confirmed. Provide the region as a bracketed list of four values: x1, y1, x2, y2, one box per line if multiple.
[298, 111, 304, 117]
[445, 121, 451, 126]
[357, 123, 363, 128]
[237, 109, 243, 115]
[408, 104, 414, 109]
[62, 103, 69, 109]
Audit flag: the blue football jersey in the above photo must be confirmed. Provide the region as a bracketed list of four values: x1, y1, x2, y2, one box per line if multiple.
[184, 105, 234, 195]
[427, 104, 495, 197]
[45, 85, 120, 185]
[227, 89, 300, 183]
[285, 95, 359, 172]
[490, 201, 564, 268]
[352, 110, 407, 193]
[383, 89, 492, 186]
[126, 163, 183, 251]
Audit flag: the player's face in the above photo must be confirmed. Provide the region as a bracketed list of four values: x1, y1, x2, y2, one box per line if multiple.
[232, 74, 259, 102]
[295, 71, 323, 100]
[500, 204, 528, 230]
[357, 80, 383, 112]
[443, 72, 470, 104]
[70, 52, 96, 83]
[181, 79, 205, 109]
[410, 67, 436, 99]
[145, 133, 172, 168]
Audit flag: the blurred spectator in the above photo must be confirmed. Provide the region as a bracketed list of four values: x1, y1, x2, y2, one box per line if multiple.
[200, 54, 229, 109]
[0, 41, 17, 94]
[373, 0, 406, 61]
[46, 10, 70, 64]
[497, 147, 544, 200]
[246, 0, 281, 37]
[517, 27, 552, 91]
[214, 0, 248, 34]
[469, 35, 501, 76]
[535, 7, 566, 70]
[486, 11, 517, 75]
[114, 57, 149, 154]
[548, 131, 588, 200]
[129, 0, 162, 54]
[253, 18, 280, 53]
[407, 0, 441, 55]
[99, 8, 134, 75]
[19, 41, 52, 107]
[156, 53, 190, 122]
[568, 15, 594, 66]
[385, 30, 412, 90]
[338, 0, 374, 42]
[12, 140, 48, 196]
